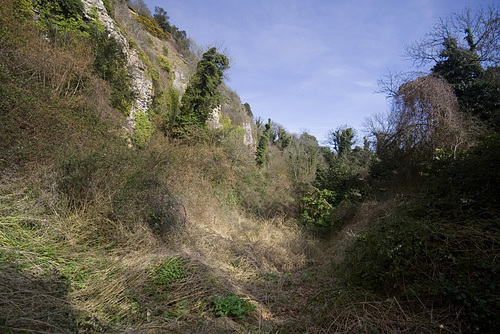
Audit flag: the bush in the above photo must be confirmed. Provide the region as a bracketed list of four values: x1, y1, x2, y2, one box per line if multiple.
[131, 111, 152, 148]
[135, 15, 167, 40]
[338, 139, 500, 333]
[156, 55, 171, 72]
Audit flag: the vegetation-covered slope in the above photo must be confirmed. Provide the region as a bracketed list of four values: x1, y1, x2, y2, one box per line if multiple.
[0, 1, 498, 333]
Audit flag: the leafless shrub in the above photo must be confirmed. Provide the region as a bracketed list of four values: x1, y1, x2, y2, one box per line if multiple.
[368, 75, 469, 163]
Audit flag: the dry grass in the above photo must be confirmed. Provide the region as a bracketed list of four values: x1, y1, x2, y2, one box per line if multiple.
[328, 199, 395, 264]
[0, 149, 322, 333]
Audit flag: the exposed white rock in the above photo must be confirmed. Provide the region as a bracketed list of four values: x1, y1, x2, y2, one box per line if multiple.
[207, 105, 222, 130]
[81, 0, 152, 131]
[242, 121, 255, 149]
[173, 70, 187, 92]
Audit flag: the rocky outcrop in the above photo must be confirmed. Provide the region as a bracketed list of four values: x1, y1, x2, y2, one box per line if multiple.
[207, 105, 222, 130]
[81, 0, 152, 130]
[242, 122, 255, 149]
[173, 70, 187, 92]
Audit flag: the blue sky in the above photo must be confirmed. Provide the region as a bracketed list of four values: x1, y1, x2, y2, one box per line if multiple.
[144, 0, 496, 142]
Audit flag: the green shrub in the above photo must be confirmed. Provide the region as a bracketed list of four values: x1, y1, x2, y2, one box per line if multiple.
[131, 111, 152, 148]
[211, 293, 255, 320]
[300, 188, 335, 233]
[340, 213, 499, 332]
[90, 24, 135, 115]
[156, 55, 171, 72]
[135, 15, 166, 40]
[32, 0, 88, 37]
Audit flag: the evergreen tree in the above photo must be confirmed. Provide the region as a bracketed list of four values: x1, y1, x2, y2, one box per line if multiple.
[153, 6, 170, 33]
[328, 127, 354, 157]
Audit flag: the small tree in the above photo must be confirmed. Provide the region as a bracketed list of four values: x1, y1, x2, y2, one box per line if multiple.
[327, 127, 355, 157]
[153, 6, 170, 33]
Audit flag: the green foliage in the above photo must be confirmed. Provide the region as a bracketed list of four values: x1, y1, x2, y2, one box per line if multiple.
[315, 144, 373, 207]
[243, 102, 253, 117]
[90, 24, 135, 115]
[135, 14, 167, 40]
[423, 135, 500, 216]
[102, 0, 112, 14]
[328, 127, 354, 157]
[162, 46, 169, 57]
[173, 47, 229, 137]
[32, 0, 88, 37]
[156, 55, 171, 72]
[256, 119, 272, 166]
[211, 293, 255, 320]
[153, 257, 188, 287]
[131, 111, 152, 148]
[12, 0, 32, 19]
[166, 88, 180, 118]
[338, 138, 500, 332]
[286, 132, 322, 184]
[300, 188, 334, 232]
[152, 6, 189, 48]
[153, 6, 170, 33]
[431, 35, 500, 125]
[33, 0, 85, 21]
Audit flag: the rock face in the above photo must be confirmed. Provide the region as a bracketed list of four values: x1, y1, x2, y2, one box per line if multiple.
[81, 0, 152, 130]
[242, 122, 255, 149]
[207, 105, 222, 130]
[80, 1, 255, 148]
[173, 70, 187, 92]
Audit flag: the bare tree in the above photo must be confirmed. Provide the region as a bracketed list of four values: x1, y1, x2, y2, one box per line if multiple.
[405, 5, 500, 68]
[367, 75, 469, 161]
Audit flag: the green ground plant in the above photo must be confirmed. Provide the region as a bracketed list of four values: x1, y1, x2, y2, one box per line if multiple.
[153, 257, 188, 287]
[211, 293, 255, 320]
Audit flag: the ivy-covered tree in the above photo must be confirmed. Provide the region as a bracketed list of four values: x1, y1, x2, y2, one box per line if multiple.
[173, 47, 229, 136]
[327, 127, 355, 157]
[256, 119, 272, 166]
[405, 6, 500, 68]
[286, 132, 323, 184]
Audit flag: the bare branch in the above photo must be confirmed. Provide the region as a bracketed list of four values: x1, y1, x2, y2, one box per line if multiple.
[405, 5, 500, 68]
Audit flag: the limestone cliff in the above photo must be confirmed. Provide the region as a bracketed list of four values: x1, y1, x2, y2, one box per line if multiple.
[81, 0, 255, 147]
[81, 0, 152, 131]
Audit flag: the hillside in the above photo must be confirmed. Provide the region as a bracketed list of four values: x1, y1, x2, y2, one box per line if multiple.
[1, 1, 499, 333]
